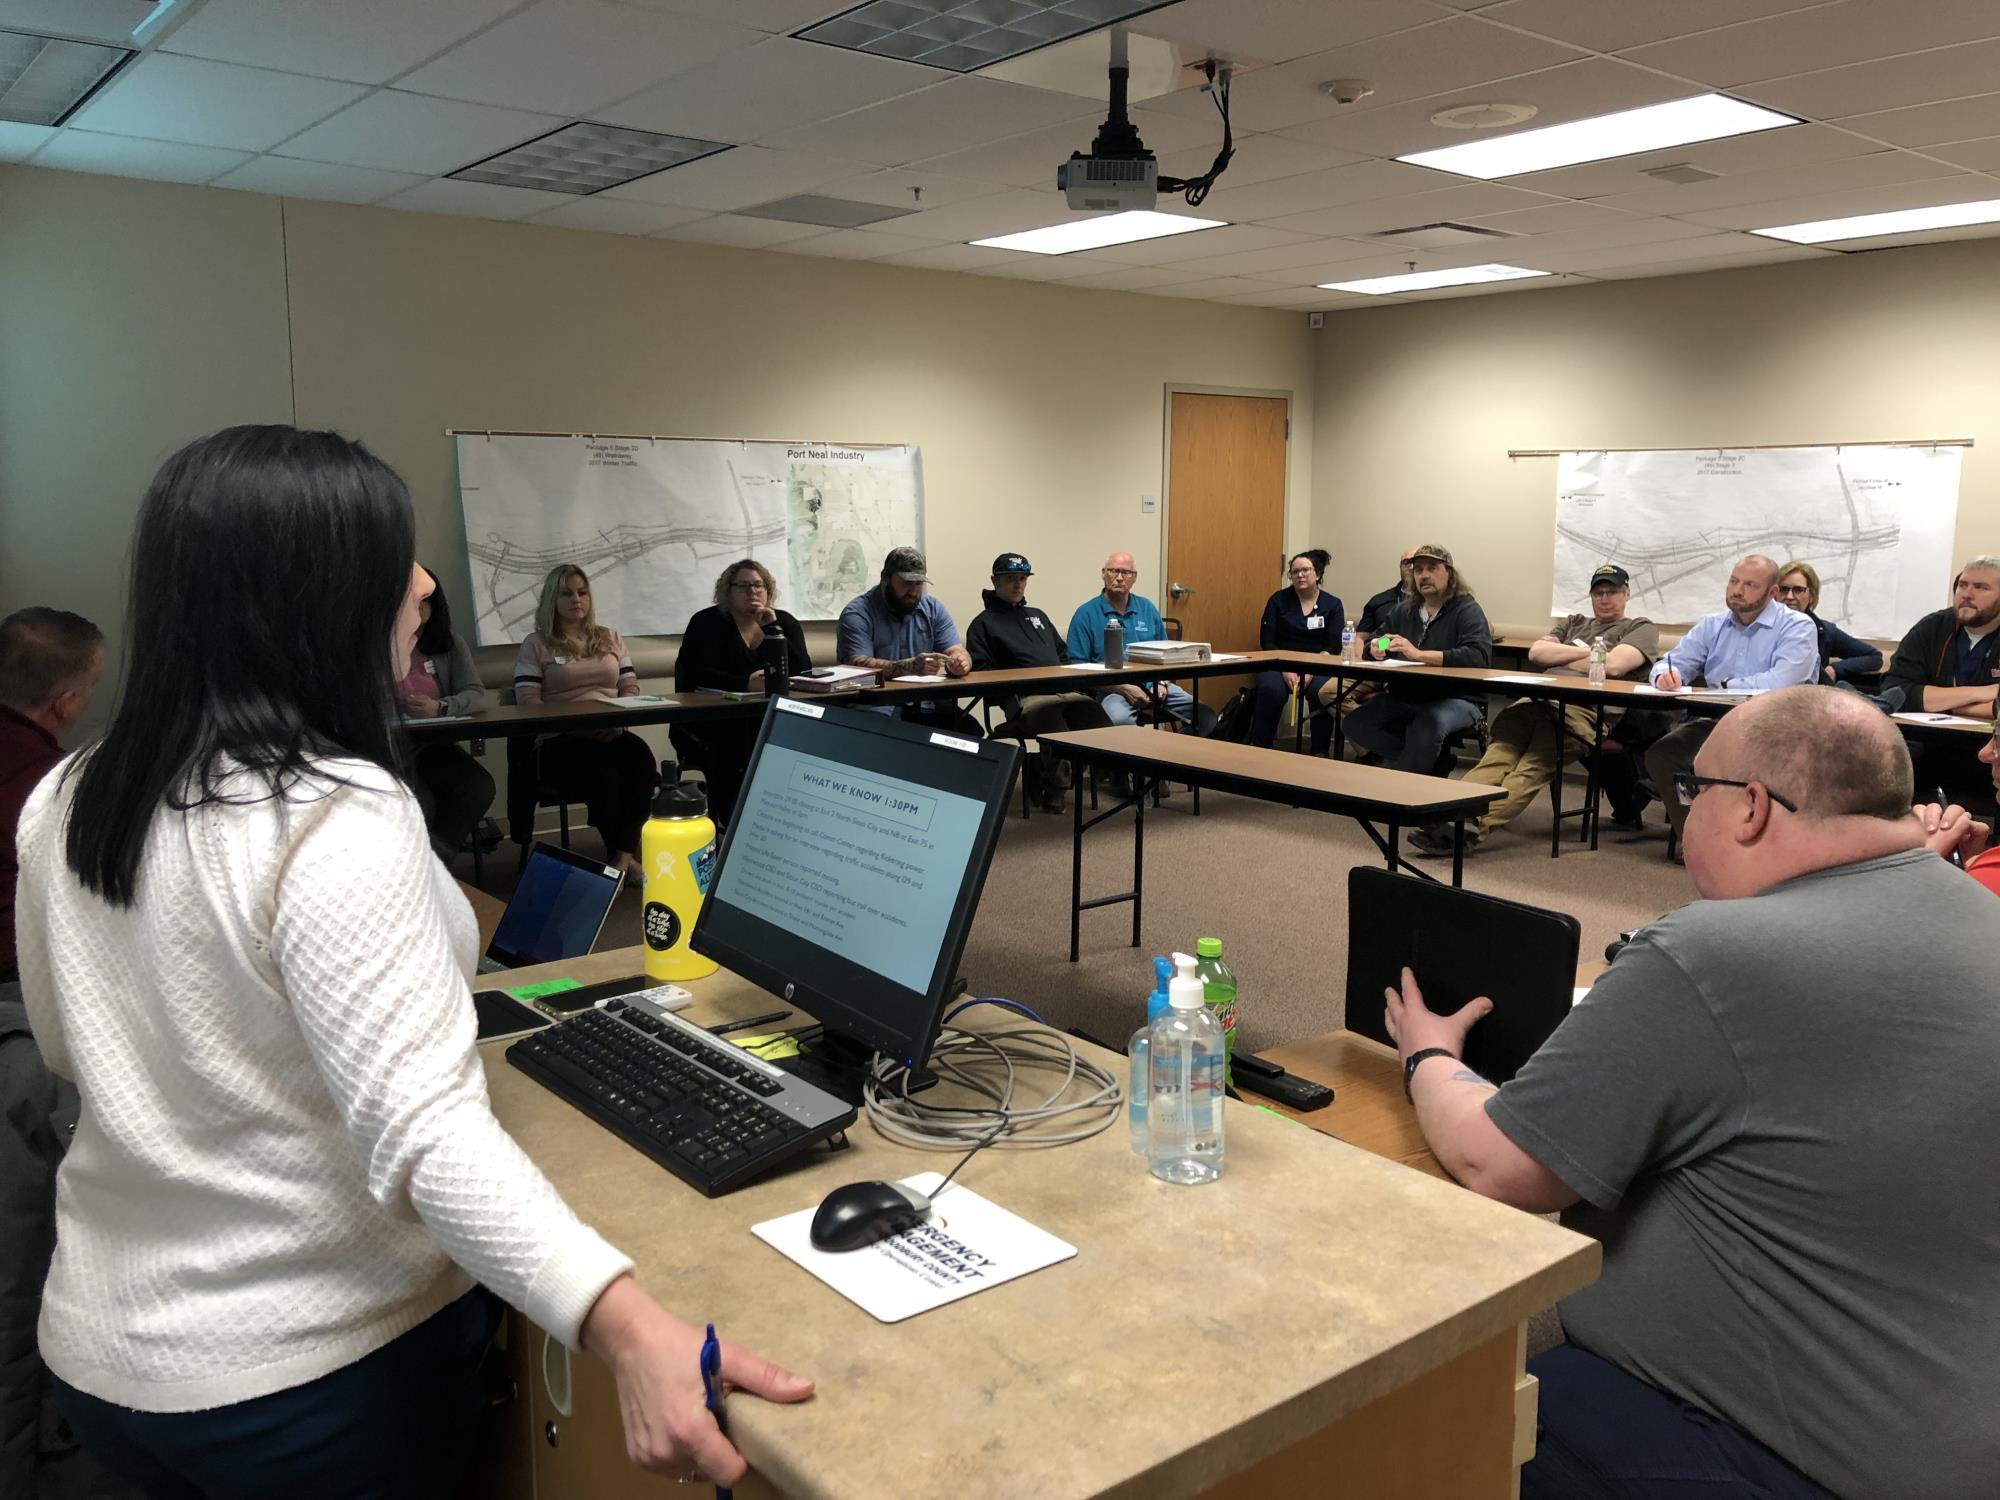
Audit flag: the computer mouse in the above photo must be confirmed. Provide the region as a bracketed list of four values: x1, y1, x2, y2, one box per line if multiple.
[809, 1179, 932, 1253]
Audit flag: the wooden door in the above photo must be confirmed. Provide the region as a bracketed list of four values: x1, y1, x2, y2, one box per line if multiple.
[1164, 392, 1289, 707]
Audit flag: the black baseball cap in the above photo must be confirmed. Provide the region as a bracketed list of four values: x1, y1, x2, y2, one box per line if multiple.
[1589, 564, 1631, 589]
[991, 553, 1032, 576]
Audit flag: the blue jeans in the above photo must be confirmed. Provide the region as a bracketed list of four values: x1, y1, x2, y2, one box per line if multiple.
[1343, 693, 1481, 774]
[1248, 671, 1332, 753]
[1098, 682, 1193, 726]
[1523, 1344, 1837, 1499]
[49, 1287, 502, 1500]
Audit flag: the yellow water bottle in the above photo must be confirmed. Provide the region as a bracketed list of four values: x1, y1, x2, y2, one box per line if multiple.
[641, 761, 718, 981]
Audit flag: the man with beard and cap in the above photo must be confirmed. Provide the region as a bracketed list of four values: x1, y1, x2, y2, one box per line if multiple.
[1343, 542, 1493, 775]
[836, 545, 979, 738]
[965, 553, 1110, 812]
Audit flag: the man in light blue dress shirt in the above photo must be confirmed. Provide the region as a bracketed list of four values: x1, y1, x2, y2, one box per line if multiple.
[1645, 555, 1818, 846]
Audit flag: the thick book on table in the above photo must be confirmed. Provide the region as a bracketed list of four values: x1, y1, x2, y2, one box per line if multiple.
[790, 665, 881, 693]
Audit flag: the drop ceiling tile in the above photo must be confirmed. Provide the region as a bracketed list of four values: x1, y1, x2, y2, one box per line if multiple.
[1493, 213, 1720, 253]
[400, 0, 763, 117]
[781, 227, 947, 259]
[760, 76, 1099, 168]
[0, 121, 57, 161]
[1057, 264, 1218, 290]
[527, 196, 712, 234]
[596, 36, 941, 144]
[1461, 200, 1636, 234]
[1272, 57, 1689, 159]
[911, 107, 1221, 188]
[376, 176, 567, 220]
[1224, 285, 1371, 308]
[1086, 222, 1317, 266]
[1806, 219, 2000, 251]
[1259, 181, 1563, 237]
[1587, 147, 1956, 217]
[1679, 171, 1983, 228]
[657, 212, 828, 247]
[973, 252, 1128, 281]
[1146, 15, 1585, 136]
[1506, 121, 1875, 199]
[1479, 0, 1832, 53]
[67, 52, 368, 151]
[1165, 236, 1386, 275]
[1586, 245, 1837, 278]
[596, 145, 869, 210]
[813, 167, 1010, 211]
[1245, 246, 1440, 285]
[28, 129, 252, 183]
[1154, 131, 1361, 191]
[1923, 136, 2000, 172]
[617, 0, 850, 31]
[1743, 38, 2000, 121]
[848, 186, 1072, 242]
[279, 90, 562, 174]
[211, 155, 427, 203]
[1141, 0, 1447, 67]
[1527, 230, 1796, 272]
[1834, 92, 2000, 148]
[1623, 1, 2000, 89]
[868, 243, 1021, 271]
[159, 0, 517, 86]
[1194, 158, 1457, 224]
[1140, 275, 1292, 299]
[0, 1, 152, 46]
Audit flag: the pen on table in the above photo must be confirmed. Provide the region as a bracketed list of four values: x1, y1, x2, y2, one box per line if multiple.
[709, 1010, 793, 1037]
[1936, 786, 1964, 867]
[700, 1322, 732, 1500]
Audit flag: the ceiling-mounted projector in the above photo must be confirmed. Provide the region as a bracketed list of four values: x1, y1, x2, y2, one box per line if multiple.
[1057, 39, 1234, 213]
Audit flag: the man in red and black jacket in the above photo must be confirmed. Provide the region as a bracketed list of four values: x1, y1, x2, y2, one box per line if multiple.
[1883, 557, 2000, 718]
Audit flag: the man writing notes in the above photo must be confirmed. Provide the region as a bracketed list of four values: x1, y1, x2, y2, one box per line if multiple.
[1644, 555, 1816, 848]
[1387, 687, 2000, 1500]
[1411, 565, 1655, 856]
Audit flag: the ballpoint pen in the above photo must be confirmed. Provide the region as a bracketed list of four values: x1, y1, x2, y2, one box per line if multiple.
[1937, 786, 1964, 867]
[700, 1322, 732, 1500]
[709, 1010, 794, 1037]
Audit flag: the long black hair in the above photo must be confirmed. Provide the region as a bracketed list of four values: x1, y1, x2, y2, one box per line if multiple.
[65, 424, 415, 905]
[413, 562, 455, 658]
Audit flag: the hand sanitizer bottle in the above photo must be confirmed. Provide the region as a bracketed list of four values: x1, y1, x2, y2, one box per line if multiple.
[1147, 953, 1226, 1185]
[1128, 957, 1174, 1154]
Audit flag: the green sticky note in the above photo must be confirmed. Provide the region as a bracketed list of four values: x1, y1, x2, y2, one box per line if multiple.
[504, 977, 583, 1002]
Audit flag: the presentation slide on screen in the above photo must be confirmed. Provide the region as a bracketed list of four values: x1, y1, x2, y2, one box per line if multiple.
[713, 743, 984, 994]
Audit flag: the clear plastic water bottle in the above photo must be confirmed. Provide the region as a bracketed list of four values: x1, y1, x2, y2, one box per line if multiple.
[1103, 613, 1125, 669]
[1588, 636, 1607, 686]
[1340, 620, 1357, 662]
[1147, 953, 1226, 1185]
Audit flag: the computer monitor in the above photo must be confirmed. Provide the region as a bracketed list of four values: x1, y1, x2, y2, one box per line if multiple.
[690, 697, 1020, 1102]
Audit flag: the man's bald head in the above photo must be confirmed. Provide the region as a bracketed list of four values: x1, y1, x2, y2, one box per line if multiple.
[1710, 686, 1913, 821]
[1724, 555, 1782, 620]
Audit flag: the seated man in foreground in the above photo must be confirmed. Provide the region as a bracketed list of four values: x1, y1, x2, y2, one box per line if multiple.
[1386, 686, 1999, 1499]
[1411, 564, 1655, 856]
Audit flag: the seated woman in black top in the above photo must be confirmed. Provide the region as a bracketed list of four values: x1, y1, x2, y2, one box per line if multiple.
[1775, 560, 1882, 684]
[1249, 551, 1345, 754]
[672, 559, 811, 825]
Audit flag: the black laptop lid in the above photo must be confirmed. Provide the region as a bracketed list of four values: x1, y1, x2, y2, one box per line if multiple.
[1343, 867, 1580, 1085]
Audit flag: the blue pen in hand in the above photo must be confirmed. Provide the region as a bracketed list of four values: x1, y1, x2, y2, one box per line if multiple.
[701, 1322, 732, 1500]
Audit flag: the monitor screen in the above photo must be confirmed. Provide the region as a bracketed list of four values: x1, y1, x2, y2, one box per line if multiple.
[486, 843, 622, 969]
[692, 698, 1018, 1070]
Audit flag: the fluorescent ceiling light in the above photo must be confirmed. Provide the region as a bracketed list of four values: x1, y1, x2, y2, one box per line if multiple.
[1318, 263, 1549, 296]
[0, 29, 131, 127]
[973, 210, 1225, 255]
[1750, 197, 2000, 244]
[1400, 94, 1798, 181]
[451, 122, 731, 197]
[797, 0, 1180, 74]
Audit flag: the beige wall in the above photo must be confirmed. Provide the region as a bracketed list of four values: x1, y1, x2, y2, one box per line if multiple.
[1312, 240, 2000, 633]
[0, 163, 1316, 699]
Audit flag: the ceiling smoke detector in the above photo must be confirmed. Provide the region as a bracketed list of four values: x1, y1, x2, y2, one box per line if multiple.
[1319, 78, 1373, 105]
[1429, 102, 1538, 130]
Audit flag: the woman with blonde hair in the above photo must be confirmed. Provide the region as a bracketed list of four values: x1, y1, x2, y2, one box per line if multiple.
[512, 564, 657, 882]
[1773, 560, 1882, 684]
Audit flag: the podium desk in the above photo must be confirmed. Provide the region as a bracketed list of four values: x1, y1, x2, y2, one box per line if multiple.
[471, 949, 1597, 1499]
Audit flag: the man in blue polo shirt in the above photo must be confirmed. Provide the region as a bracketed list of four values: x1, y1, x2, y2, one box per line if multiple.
[1644, 554, 1817, 847]
[836, 545, 980, 737]
[1064, 551, 1194, 727]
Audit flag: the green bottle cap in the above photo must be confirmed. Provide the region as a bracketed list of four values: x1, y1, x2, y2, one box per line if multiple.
[1196, 937, 1222, 958]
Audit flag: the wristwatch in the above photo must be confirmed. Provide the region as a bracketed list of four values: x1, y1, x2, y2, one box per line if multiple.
[1403, 1048, 1458, 1102]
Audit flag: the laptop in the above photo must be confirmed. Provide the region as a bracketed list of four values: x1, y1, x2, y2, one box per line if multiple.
[1342, 867, 1580, 1086]
[477, 842, 623, 974]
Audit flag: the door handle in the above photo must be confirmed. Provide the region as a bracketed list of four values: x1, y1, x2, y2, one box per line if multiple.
[1169, 581, 1195, 601]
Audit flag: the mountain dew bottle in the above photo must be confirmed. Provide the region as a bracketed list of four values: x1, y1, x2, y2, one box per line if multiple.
[1194, 937, 1237, 1085]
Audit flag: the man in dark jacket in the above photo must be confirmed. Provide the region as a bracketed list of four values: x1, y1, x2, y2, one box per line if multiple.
[1345, 543, 1493, 774]
[1882, 556, 2000, 717]
[965, 554, 1111, 811]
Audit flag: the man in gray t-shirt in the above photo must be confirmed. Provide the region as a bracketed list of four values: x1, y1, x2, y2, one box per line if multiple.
[1384, 686, 2000, 1500]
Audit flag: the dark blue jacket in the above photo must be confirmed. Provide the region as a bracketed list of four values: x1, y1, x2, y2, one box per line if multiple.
[1259, 587, 1345, 655]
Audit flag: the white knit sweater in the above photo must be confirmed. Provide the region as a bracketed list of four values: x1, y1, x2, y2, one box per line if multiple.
[15, 757, 633, 1412]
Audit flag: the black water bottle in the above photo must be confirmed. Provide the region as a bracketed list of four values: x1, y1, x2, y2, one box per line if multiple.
[762, 636, 789, 696]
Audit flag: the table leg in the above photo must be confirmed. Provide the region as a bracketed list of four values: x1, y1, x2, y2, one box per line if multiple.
[1070, 767, 1084, 963]
[1547, 699, 1564, 861]
[1587, 704, 1605, 850]
[1452, 818, 1466, 888]
[1132, 774, 1146, 948]
[1387, 821, 1401, 874]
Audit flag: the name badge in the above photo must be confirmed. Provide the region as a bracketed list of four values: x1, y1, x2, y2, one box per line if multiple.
[552, 654, 569, 665]
[1306, 615, 1326, 631]
[423, 660, 437, 676]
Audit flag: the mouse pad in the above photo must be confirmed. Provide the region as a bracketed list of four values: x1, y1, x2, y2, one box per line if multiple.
[752, 1172, 1076, 1323]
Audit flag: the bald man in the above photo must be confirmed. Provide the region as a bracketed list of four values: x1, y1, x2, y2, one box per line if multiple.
[1643, 555, 1818, 848]
[1063, 551, 1193, 729]
[1385, 687, 2000, 1499]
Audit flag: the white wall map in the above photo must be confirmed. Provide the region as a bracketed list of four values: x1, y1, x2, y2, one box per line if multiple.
[1552, 445, 1962, 636]
[455, 433, 924, 644]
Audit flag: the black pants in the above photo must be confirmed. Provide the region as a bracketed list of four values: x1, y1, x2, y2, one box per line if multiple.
[409, 742, 495, 859]
[50, 1288, 502, 1500]
[1248, 670, 1333, 754]
[537, 730, 658, 857]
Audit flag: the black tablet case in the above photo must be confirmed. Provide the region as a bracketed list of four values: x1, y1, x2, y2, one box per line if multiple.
[1343, 867, 1581, 1085]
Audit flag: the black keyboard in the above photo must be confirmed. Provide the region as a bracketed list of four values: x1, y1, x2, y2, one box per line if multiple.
[506, 991, 857, 1197]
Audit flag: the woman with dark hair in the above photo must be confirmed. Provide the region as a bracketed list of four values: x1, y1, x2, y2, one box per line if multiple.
[1248, 551, 1344, 754]
[398, 564, 495, 859]
[512, 564, 657, 883]
[14, 426, 810, 1497]
[672, 558, 812, 824]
